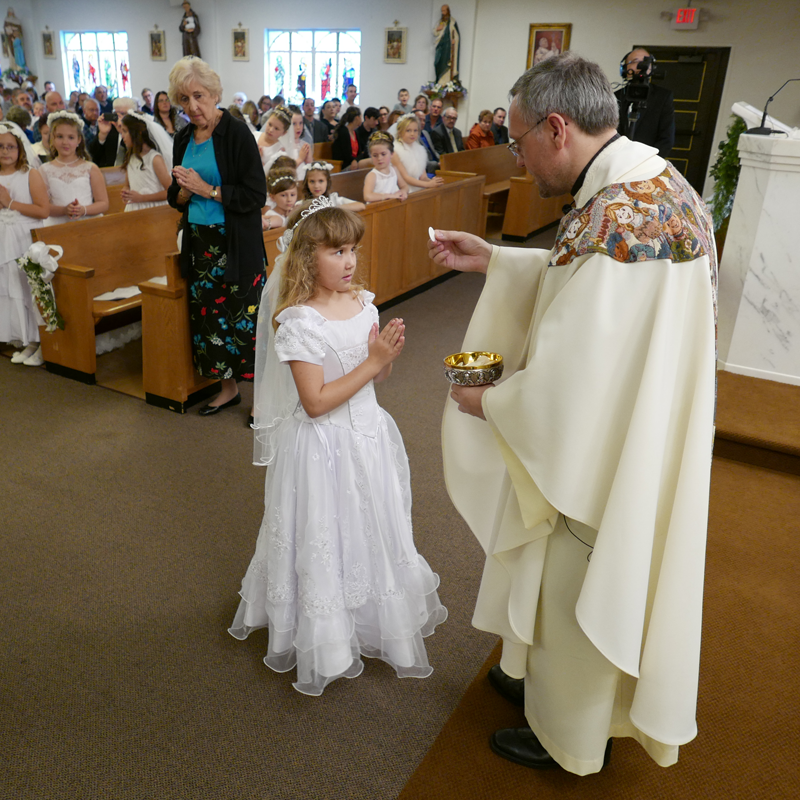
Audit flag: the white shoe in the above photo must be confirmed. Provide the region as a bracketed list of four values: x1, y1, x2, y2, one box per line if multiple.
[11, 343, 38, 364]
[23, 346, 44, 366]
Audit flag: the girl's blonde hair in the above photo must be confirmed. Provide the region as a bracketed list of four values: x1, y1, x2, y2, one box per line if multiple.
[273, 206, 366, 328]
[0, 125, 30, 172]
[396, 115, 419, 140]
[267, 167, 297, 195]
[266, 105, 293, 132]
[48, 116, 89, 161]
[367, 130, 394, 153]
[301, 164, 332, 199]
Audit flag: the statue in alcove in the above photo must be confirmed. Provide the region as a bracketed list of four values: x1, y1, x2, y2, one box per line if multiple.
[179, 1, 201, 58]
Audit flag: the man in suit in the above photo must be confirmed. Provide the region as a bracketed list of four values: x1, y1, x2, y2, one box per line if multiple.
[615, 48, 675, 157]
[431, 107, 464, 155]
[424, 98, 444, 133]
[491, 107, 509, 145]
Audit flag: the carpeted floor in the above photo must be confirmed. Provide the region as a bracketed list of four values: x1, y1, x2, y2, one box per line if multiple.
[399, 456, 800, 799]
[0, 271, 499, 800]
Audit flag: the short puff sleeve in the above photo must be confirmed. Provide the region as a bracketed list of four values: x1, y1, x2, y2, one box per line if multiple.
[274, 307, 327, 365]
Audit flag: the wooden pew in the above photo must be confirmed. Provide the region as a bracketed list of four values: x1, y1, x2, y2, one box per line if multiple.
[311, 142, 342, 172]
[139, 255, 224, 412]
[438, 145, 567, 240]
[32, 204, 180, 384]
[106, 184, 126, 214]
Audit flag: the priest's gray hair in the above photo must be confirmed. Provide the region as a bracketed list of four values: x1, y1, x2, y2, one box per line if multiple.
[168, 57, 223, 106]
[509, 53, 619, 135]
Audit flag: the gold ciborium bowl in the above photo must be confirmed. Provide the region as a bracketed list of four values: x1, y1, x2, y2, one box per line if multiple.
[443, 351, 504, 386]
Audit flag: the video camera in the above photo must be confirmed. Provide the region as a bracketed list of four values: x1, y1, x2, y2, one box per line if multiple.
[620, 55, 657, 105]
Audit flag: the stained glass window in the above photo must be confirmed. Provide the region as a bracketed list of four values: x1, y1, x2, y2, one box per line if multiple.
[61, 31, 132, 98]
[265, 30, 361, 105]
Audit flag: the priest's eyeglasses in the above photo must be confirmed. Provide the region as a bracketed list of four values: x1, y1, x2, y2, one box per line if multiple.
[507, 114, 567, 157]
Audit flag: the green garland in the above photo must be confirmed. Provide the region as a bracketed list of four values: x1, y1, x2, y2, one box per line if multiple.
[16, 255, 65, 333]
[708, 115, 747, 231]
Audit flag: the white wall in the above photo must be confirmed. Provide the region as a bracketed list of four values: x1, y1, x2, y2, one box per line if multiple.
[468, 0, 800, 195]
[6, 0, 476, 115]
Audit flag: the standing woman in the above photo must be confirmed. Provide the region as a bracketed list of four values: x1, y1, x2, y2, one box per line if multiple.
[167, 57, 267, 417]
[153, 90, 188, 138]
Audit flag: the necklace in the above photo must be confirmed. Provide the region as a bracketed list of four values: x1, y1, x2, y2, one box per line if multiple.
[55, 157, 81, 166]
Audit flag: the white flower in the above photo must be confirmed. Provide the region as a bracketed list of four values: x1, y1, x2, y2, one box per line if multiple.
[23, 242, 63, 283]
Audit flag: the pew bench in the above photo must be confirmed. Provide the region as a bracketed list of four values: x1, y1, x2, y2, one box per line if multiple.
[312, 142, 342, 172]
[32, 204, 181, 384]
[438, 144, 568, 239]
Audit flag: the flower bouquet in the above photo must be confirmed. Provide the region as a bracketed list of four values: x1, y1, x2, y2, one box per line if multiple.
[16, 241, 65, 332]
[420, 78, 468, 100]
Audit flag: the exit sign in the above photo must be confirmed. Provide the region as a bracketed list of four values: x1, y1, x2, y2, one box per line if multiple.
[672, 7, 701, 29]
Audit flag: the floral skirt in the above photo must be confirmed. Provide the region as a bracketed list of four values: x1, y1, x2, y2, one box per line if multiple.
[187, 223, 265, 381]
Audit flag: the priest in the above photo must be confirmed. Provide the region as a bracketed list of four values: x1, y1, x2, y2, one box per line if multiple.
[429, 53, 717, 776]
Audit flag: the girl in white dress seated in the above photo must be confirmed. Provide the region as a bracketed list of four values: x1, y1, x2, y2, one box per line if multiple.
[301, 160, 365, 212]
[229, 200, 447, 695]
[119, 113, 171, 212]
[288, 105, 312, 179]
[254, 105, 293, 173]
[392, 115, 444, 194]
[363, 132, 408, 203]
[0, 122, 49, 366]
[40, 112, 109, 226]
[262, 168, 298, 230]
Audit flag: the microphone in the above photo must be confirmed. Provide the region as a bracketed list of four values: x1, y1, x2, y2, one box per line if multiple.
[747, 78, 800, 135]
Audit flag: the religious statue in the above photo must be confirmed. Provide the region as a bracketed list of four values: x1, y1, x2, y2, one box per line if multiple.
[433, 4, 460, 84]
[3, 7, 26, 71]
[179, 1, 201, 58]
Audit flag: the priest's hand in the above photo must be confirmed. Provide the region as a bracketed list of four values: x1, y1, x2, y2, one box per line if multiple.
[450, 383, 493, 419]
[428, 230, 492, 274]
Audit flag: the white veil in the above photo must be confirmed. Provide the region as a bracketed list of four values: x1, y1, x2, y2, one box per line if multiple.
[252, 230, 299, 466]
[0, 121, 42, 169]
[127, 110, 174, 170]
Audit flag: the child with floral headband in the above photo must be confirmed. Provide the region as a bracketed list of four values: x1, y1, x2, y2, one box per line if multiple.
[363, 131, 407, 203]
[40, 111, 109, 226]
[229, 197, 447, 695]
[0, 121, 50, 365]
[262, 167, 297, 230]
[302, 160, 365, 212]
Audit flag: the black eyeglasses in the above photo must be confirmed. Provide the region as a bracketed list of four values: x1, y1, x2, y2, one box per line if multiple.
[507, 114, 556, 157]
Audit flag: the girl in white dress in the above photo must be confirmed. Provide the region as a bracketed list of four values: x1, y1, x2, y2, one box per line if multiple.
[40, 112, 109, 226]
[262, 168, 298, 230]
[254, 105, 293, 173]
[230, 201, 447, 696]
[288, 106, 312, 179]
[392, 115, 444, 194]
[119, 113, 171, 212]
[363, 132, 408, 203]
[0, 122, 50, 365]
[301, 160, 365, 211]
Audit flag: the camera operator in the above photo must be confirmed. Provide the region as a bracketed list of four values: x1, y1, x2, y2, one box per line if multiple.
[615, 48, 675, 157]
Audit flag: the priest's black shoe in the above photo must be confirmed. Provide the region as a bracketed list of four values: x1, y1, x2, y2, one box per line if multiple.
[490, 727, 560, 769]
[490, 727, 613, 770]
[487, 665, 524, 707]
[199, 393, 241, 416]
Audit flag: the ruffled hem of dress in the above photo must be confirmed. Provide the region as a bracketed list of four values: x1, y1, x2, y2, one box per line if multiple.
[228, 565, 447, 696]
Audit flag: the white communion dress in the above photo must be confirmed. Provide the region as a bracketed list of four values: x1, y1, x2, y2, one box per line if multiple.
[124, 150, 167, 212]
[229, 291, 447, 695]
[40, 160, 100, 226]
[368, 166, 400, 198]
[0, 169, 42, 344]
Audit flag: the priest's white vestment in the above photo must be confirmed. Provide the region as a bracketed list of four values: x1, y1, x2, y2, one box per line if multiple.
[442, 138, 717, 775]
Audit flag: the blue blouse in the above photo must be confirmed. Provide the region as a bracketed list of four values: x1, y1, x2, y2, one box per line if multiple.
[182, 136, 225, 225]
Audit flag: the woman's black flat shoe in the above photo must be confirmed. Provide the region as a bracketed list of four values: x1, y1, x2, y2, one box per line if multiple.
[199, 394, 242, 416]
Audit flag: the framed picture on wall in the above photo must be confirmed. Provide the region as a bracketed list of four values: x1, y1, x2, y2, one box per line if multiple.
[526, 24, 571, 68]
[42, 30, 55, 59]
[149, 30, 166, 61]
[384, 28, 406, 64]
[232, 28, 248, 62]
